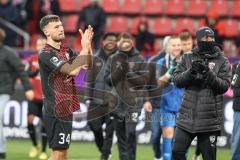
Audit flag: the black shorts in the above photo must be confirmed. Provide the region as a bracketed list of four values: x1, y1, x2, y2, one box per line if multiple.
[28, 100, 43, 118]
[43, 115, 72, 149]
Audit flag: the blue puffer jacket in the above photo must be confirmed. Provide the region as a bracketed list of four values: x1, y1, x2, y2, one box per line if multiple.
[156, 56, 184, 113]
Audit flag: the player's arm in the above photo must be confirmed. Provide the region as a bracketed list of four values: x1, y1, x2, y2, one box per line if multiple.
[59, 25, 93, 76]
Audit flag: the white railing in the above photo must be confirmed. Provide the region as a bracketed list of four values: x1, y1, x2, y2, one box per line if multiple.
[0, 17, 30, 50]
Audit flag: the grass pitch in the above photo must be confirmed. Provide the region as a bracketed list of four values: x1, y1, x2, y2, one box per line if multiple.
[6, 139, 230, 160]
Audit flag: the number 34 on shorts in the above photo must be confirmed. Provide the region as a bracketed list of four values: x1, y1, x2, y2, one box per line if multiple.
[58, 133, 71, 144]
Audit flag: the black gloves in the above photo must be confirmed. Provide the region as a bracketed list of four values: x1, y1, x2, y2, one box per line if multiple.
[190, 60, 209, 75]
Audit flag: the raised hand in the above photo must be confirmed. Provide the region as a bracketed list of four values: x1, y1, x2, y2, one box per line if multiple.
[79, 25, 94, 55]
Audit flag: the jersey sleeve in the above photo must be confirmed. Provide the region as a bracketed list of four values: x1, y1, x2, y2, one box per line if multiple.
[39, 51, 66, 72]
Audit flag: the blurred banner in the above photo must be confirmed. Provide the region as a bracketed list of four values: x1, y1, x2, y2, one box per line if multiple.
[3, 88, 233, 148]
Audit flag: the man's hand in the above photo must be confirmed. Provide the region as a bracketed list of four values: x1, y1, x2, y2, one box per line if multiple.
[79, 25, 94, 55]
[167, 66, 176, 76]
[191, 60, 209, 75]
[143, 101, 152, 112]
[25, 90, 34, 101]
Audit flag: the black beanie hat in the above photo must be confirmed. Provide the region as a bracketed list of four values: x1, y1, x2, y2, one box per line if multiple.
[196, 26, 214, 41]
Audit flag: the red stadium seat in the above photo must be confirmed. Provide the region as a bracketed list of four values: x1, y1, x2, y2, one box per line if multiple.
[209, 0, 228, 17]
[153, 17, 172, 36]
[107, 16, 128, 33]
[174, 18, 195, 35]
[79, 0, 90, 9]
[142, 0, 163, 15]
[58, 0, 81, 12]
[121, 0, 142, 14]
[219, 19, 238, 37]
[230, 0, 240, 17]
[187, 0, 206, 16]
[102, 0, 120, 13]
[197, 19, 206, 28]
[62, 15, 79, 33]
[165, 0, 184, 16]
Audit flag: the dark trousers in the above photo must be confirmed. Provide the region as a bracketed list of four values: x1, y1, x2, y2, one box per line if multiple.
[126, 121, 138, 160]
[172, 127, 219, 160]
[113, 116, 129, 160]
[88, 114, 114, 158]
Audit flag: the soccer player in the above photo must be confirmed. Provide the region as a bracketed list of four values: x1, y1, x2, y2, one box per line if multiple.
[38, 15, 93, 160]
[27, 36, 48, 159]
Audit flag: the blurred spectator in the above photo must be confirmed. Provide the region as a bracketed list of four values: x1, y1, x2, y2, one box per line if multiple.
[179, 30, 193, 54]
[25, 0, 50, 34]
[155, 36, 171, 60]
[85, 32, 117, 160]
[26, 36, 48, 160]
[50, 0, 60, 15]
[231, 62, 240, 160]
[0, 28, 34, 159]
[205, 10, 225, 45]
[135, 18, 155, 60]
[77, 0, 106, 50]
[0, 0, 22, 46]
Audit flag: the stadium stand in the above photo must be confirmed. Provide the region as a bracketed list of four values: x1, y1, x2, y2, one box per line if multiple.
[121, 0, 142, 14]
[165, 0, 185, 16]
[25, 0, 240, 56]
[186, 0, 207, 16]
[107, 16, 128, 33]
[142, 0, 163, 15]
[209, 0, 228, 17]
[102, 0, 120, 13]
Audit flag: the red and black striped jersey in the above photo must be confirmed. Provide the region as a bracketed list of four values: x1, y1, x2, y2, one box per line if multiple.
[39, 44, 79, 119]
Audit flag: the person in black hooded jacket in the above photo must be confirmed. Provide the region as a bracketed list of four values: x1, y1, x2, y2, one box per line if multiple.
[84, 32, 118, 160]
[104, 32, 149, 160]
[172, 27, 231, 160]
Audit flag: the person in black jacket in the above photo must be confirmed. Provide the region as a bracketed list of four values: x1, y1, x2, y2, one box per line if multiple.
[104, 32, 149, 160]
[0, 28, 34, 159]
[231, 62, 240, 160]
[78, 0, 106, 50]
[172, 27, 231, 160]
[84, 32, 118, 160]
[135, 19, 155, 60]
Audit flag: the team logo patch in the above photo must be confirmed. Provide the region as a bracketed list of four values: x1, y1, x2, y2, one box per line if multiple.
[208, 62, 215, 70]
[209, 135, 216, 144]
[50, 56, 63, 67]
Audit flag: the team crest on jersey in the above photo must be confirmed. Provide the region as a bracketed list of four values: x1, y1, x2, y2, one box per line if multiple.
[208, 62, 215, 70]
[50, 56, 63, 67]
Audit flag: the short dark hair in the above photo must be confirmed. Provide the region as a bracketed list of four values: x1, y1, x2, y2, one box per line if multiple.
[102, 32, 118, 40]
[39, 15, 60, 31]
[179, 30, 192, 41]
[0, 28, 6, 43]
[118, 32, 133, 41]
